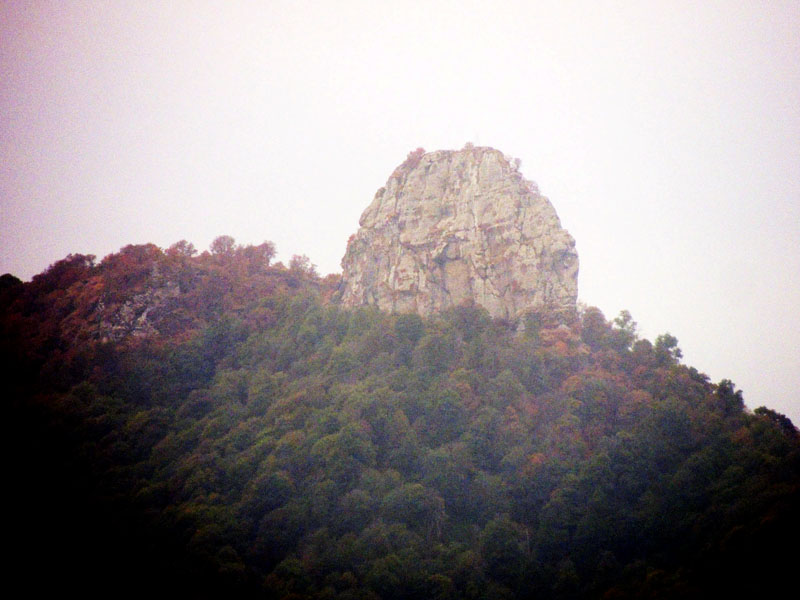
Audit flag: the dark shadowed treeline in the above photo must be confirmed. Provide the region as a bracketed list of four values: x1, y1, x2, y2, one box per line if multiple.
[3, 238, 799, 599]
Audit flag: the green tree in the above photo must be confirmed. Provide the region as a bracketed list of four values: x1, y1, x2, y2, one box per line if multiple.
[581, 306, 610, 350]
[611, 309, 638, 352]
[480, 515, 527, 588]
[381, 483, 445, 538]
[654, 333, 682, 365]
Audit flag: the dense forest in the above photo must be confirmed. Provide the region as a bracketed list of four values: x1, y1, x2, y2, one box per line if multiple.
[3, 238, 799, 599]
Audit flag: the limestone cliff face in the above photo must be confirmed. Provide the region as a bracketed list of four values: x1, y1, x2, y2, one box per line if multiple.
[340, 146, 579, 319]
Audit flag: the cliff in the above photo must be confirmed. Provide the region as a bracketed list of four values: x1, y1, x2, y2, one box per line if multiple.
[340, 146, 578, 319]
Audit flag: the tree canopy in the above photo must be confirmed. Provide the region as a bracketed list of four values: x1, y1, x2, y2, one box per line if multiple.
[4, 239, 799, 599]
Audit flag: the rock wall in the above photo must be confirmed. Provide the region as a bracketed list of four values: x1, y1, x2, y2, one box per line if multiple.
[340, 146, 578, 320]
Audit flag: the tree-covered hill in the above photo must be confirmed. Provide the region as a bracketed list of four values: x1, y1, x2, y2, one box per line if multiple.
[3, 238, 799, 599]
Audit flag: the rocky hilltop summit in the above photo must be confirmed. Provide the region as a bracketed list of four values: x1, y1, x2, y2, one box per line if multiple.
[340, 145, 579, 319]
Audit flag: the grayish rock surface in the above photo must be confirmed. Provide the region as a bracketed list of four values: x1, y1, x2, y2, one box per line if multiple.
[340, 146, 578, 319]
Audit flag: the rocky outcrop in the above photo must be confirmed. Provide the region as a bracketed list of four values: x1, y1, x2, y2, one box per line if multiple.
[95, 279, 181, 342]
[340, 146, 578, 319]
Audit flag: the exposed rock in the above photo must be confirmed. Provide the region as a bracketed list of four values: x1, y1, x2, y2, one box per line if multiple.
[95, 282, 181, 342]
[95, 275, 182, 343]
[340, 146, 578, 319]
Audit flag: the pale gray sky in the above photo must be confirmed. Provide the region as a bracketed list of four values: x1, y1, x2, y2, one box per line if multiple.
[2, 1, 799, 423]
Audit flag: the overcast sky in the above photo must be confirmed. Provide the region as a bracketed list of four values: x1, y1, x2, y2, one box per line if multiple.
[2, 1, 798, 423]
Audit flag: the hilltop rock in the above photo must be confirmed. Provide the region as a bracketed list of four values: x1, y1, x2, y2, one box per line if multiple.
[340, 146, 578, 319]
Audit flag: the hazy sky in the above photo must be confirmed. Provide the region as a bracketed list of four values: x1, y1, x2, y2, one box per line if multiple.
[2, 1, 799, 423]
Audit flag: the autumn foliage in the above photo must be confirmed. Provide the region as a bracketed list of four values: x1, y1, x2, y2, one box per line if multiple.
[3, 238, 799, 599]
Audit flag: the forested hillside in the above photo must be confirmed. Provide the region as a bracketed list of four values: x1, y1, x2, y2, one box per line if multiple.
[4, 238, 798, 599]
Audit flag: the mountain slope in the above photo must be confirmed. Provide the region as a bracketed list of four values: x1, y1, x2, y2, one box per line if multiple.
[3, 239, 799, 599]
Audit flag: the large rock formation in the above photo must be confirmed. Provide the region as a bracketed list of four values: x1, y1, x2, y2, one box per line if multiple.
[340, 146, 579, 319]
